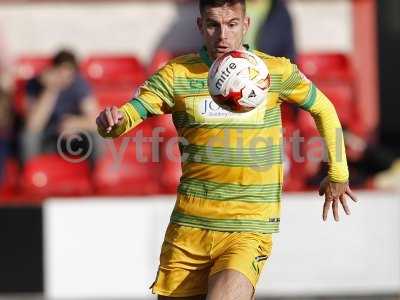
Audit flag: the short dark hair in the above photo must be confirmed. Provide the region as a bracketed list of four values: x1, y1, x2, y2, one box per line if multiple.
[199, 0, 246, 15]
[52, 49, 78, 69]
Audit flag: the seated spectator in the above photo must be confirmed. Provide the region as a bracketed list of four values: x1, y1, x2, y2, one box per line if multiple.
[344, 129, 400, 190]
[0, 88, 12, 183]
[20, 49, 100, 165]
[246, 0, 296, 62]
[0, 25, 13, 93]
[307, 127, 400, 191]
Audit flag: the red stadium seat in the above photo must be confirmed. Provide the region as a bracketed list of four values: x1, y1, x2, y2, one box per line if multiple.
[296, 110, 330, 182]
[93, 121, 161, 195]
[297, 53, 353, 81]
[0, 158, 19, 203]
[148, 49, 174, 76]
[93, 145, 161, 196]
[316, 82, 354, 127]
[94, 87, 136, 109]
[153, 114, 177, 139]
[123, 114, 159, 138]
[13, 56, 52, 116]
[20, 154, 92, 199]
[281, 102, 298, 129]
[81, 55, 146, 87]
[154, 115, 181, 194]
[15, 56, 52, 81]
[298, 52, 357, 129]
[160, 150, 181, 194]
[282, 121, 307, 192]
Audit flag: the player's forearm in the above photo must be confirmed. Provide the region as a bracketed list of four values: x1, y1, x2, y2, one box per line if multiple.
[67, 116, 97, 131]
[308, 90, 349, 183]
[25, 90, 58, 133]
[77, 96, 99, 131]
[98, 102, 143, 138]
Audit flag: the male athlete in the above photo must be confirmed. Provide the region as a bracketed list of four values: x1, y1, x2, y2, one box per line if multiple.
[96, 0, 357, 299]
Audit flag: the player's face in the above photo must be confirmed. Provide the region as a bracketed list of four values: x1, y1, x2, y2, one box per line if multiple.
[56, 63, 75, 87]
[197, 3, 249, 60]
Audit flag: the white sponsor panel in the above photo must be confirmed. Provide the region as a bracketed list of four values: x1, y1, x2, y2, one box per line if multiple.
[44, 192, 400, 298]
[44, 197, 175, 299]
[259, 192, 400, 296]
[192, 96, 266, 124]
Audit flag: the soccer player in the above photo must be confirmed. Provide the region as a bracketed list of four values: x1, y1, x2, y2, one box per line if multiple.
[96, 0, 357, 299]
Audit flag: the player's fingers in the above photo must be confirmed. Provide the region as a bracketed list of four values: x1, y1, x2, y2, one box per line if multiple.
[319, 185, 324, 196]
[319, 177, 330, 196]
[111, 107, 121, 124]
[346, 186, 358, 203]
[332, 198, 339, 222]
[105, 108, 115, 127]
[340, 194, 351, 215]
[97, 114, 108, 130]
[96, 115, 104, 128]
[319, 178, 327, 196]
[103, 108, 114, 133]
[116, 110, 125, 124]
[100, 112, 111, 129]
[323, 199, 331, 221]
[98, 111, 112, 133]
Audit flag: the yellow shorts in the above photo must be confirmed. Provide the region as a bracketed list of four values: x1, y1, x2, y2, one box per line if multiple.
[151, 223, 273, 297]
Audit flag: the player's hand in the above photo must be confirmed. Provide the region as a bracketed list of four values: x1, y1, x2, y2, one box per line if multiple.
[319, 176, 358, 222]
[59, 115, 82, 134]
[96, 106, 125, 134]
[41, 69, 66, 92]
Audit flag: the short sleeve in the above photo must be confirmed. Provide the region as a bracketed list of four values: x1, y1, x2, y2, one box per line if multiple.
[279, 58, 317, 111]
[74, 76, 92, 103]
[134, 62, 175, 115]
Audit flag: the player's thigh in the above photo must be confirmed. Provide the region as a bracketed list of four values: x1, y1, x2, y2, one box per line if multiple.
[209, 231, 272, 292]
[158, 295, 206, 300]
[206, 269, 254, 300]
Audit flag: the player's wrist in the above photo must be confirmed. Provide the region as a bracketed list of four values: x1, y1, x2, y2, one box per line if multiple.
[327, 176, 349, 184]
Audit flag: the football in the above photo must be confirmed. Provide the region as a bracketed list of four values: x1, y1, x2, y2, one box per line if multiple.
[207, 50, 270, 113]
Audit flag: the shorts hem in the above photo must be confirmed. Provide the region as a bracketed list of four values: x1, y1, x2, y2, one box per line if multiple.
[152, 287, 208, 297]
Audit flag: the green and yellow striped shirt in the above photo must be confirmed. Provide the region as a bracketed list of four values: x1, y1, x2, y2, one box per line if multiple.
[99, 48, 349, 233]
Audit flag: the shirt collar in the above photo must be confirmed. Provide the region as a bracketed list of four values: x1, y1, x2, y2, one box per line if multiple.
[199, 44, 252, 68]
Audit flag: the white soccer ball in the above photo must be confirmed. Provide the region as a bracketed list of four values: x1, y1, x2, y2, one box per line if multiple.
[207, 50, 270, 113]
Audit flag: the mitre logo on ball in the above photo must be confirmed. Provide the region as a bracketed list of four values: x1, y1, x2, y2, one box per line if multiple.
[208, 50, 271, 113]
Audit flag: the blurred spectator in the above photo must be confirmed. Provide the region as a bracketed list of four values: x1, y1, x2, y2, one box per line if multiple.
[156, 2, 202, 55]
[155, 1, 296, 60]
[0, 23, 13, 93]
[344, 129, 400, 190]
[245, 0, 272, 49]
[307, 128, 400, 191]
[20, 49, 100, 165]
[0, 88, 12, 183]
[246, 0, 296, 61]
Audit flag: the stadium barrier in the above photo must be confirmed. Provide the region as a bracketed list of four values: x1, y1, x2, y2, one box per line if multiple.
[44, 192, 400, 299]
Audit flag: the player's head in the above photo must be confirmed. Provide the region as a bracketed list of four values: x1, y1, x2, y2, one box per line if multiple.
[197, 0, 249, 60]
[51, 49, 78, 86]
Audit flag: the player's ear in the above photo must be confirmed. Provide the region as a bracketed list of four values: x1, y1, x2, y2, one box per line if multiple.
[197, 17, 204, 34]
[243, 16, 250, 36]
